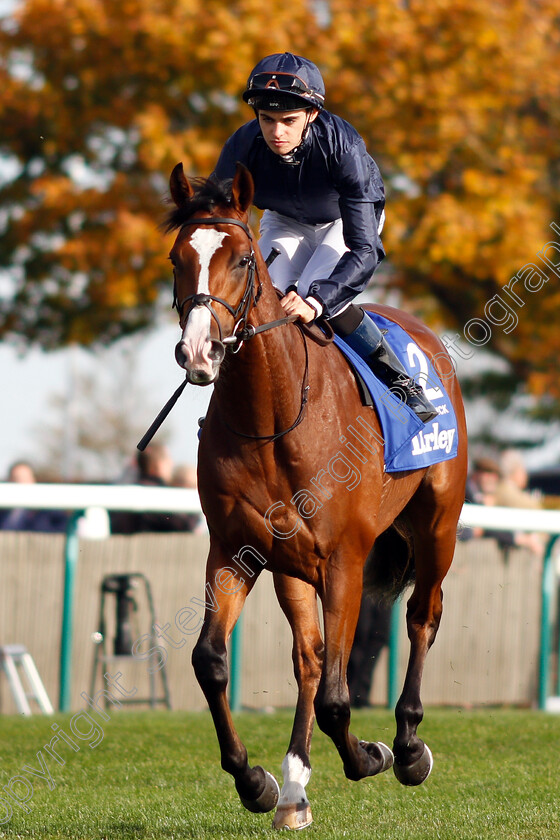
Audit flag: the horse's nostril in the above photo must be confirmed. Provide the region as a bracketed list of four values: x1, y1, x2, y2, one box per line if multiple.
[208, 340, 225, 364]
[175, 341, 188, 368]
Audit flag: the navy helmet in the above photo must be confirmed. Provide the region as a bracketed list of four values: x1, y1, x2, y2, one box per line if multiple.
[243, 53, 325, 112]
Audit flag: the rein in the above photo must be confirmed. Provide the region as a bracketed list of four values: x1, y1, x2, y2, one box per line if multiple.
[173, 216, 298, 352]
[175, 214, 310, 441]
[172, 218, 259, 343]
[138, 213, 331, 450]
[221, 322, 310, 442]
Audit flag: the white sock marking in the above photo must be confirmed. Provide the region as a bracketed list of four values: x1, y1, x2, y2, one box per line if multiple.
[278, 753, 311, 807]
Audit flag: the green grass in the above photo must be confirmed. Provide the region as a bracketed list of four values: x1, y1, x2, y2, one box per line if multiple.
[1, 708, 559, 839]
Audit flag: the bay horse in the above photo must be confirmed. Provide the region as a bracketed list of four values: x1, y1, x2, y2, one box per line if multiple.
[166, 161, 468, 830]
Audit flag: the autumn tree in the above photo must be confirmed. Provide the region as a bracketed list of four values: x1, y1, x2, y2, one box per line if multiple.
[320, 0, 560, 407]
[0, 0, 321, 346]
[1, 0, 560, 417]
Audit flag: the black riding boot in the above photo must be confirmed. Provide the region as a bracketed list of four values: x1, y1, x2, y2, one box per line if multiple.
[340, 312, 438, 423]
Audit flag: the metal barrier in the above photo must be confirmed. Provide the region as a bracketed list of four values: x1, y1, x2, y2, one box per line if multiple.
[1, 484, 560, 712]
[0, 483, 201, 711]
[460, 504, 560, 710]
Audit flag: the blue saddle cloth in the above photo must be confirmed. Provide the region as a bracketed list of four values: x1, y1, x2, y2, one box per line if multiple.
[333, 311, 459, 472]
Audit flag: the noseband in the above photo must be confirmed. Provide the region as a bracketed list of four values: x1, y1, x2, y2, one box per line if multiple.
[169, 213, 330, 444]
[139, 211, 328, 450]
[172, 216, 262, 352]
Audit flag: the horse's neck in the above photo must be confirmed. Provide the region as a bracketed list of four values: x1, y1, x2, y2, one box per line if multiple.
[214, 276, 305, 431]
[231, 276, 302, 378]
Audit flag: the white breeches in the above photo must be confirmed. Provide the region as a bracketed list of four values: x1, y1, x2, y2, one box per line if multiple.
[258, 210, 348, 297]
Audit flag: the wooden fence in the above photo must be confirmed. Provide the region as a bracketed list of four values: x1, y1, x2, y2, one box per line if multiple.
[0, 533, 546, 714]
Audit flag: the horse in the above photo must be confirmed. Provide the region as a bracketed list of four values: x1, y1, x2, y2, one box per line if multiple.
[165, 161, 468, 830]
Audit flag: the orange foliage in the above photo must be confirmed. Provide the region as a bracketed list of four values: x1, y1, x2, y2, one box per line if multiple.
[0, 0, 559, 400]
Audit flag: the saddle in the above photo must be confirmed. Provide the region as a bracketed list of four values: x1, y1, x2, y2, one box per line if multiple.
[332, 312, 459, 472]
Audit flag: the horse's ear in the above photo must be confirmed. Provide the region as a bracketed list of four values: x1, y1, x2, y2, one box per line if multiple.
[169, 162, 194, 207]
[231, 162, 254, 214]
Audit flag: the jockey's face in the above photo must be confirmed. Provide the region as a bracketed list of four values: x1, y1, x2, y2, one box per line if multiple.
[258, 109, 318, 156]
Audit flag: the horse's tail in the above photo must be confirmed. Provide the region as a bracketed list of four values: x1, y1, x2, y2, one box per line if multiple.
[363, 516, 415, 603]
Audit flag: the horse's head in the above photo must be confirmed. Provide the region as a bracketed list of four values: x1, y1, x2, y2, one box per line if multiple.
[166, 162, 257, 385]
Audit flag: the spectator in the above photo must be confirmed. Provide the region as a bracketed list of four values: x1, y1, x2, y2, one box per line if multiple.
[495, 449, 541, 510]
[347, 595, 392, 709]
[136, 444, 174, 488]
[461, 452, 544, 557]
[171, 463, 205, 534]
[8, 461, 35, 485]
[110, 445, 199, 534]
[494, 449, 545, 558]
[460, 456, 515, 545]
[0, 460, 67, 532]
[465, 456, 501, 508]
[171, 464, 197, 490]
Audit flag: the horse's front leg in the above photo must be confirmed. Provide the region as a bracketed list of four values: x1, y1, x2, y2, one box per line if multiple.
[191, 540, 279, 813]
[272, 574, 324, 830]
[314, 557, 394, 782]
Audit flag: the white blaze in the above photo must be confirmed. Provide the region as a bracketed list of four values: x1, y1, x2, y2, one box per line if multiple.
[181, 228, 229, 373]
[190, 227, 229, 294]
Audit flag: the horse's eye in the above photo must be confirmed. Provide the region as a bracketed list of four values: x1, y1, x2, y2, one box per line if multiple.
[238, 255, 251, 268]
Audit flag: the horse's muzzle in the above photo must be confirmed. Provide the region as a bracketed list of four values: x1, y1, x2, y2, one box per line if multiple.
[174, 338, 225, 385]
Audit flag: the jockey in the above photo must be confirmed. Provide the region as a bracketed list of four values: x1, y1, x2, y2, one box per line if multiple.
[213, 52, 437, 422]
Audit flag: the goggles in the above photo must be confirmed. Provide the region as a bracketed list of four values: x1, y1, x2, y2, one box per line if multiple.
[247, 72, 325, 104]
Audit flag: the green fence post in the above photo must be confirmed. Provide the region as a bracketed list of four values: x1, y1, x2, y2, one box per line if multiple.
[387, 598, 401, 709]
[59, 511, 82, 712]
[539, 536, 558, 711]
[230, 616, 243, 712]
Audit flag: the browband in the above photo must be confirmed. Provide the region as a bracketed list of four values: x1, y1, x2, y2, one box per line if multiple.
[180, 216, 253, 240]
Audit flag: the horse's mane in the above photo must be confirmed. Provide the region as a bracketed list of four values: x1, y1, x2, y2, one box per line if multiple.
[163, 176, 233, 233]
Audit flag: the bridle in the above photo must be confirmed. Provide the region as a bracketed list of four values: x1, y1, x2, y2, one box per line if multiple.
[173, 215, 298, 354]
[173, 216, 259, 352]
[172, 213, 310, 441]
[137, 212, 334, 451]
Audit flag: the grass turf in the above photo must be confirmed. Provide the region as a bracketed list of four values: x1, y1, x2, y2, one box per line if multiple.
[0, 708, 559, 839]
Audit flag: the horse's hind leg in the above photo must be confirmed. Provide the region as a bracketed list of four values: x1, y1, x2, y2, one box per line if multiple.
[272, 574, 324, 830]
[392, 485, 461, 786]
[191, 540, 279, 813]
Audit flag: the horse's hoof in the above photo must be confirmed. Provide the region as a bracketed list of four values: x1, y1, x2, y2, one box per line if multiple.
[376, 741, 394, 773]
[393, 743, 433, 786]
[358, 740, 394, 774]
[239, 768, 280, 813]
[272, 781, 313, 831]
[273, 802, 313, 831]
